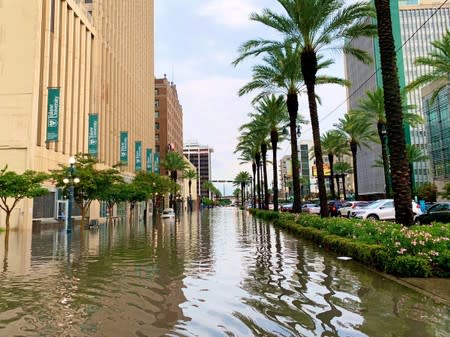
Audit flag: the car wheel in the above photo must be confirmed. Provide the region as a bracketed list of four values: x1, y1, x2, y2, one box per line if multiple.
[414, 218, 421, 225]
[347, 211, 351, 218]
[367, 214, 379, 220]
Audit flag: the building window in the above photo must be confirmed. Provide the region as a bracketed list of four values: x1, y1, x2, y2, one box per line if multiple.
[155, 111, 159, 118]
[155, 135, 160, 142]
[155, 100, 159, 108]
[155, 88, 159, 95]
[155, 122, 159, 130]
[85, 0, 93, 3]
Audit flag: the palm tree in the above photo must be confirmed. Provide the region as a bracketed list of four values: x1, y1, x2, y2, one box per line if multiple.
[320, 130, 349, 200]
[333, 161, 353, 200]
[334, 112, 378, 200]
[251, 95, 290, 211]
[374, 0, 415, 225]
[160, 151, 188, 210]
[235, 133, 260, 209]
[234, 171, 252, 208]
[406, 30, 450, 103]
[184, 168, 197, 212]
[355, 87, 424, 198]
[234, 0, 376, 216]
[234, 42, 345, 214]
[406, 144, 429, 195]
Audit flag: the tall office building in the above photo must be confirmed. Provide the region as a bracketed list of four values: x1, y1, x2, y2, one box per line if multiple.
[183, 141, 213, 198]
[154, 76, 184, 176]
[0, 0, 154, 228]
[422, 83, 450, 193]
[345, 0, 450, 198]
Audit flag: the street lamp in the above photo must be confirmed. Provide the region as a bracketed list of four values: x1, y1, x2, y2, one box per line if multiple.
[63, 156, 80, 233]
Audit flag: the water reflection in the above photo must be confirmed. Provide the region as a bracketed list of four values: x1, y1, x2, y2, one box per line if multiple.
[0, 208, 448, 337]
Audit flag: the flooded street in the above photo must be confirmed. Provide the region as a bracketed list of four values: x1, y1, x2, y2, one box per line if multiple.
[0, 208, 448, 336]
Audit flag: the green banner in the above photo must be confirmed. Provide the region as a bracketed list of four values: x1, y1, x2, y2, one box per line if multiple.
[154, 152, 160, 174]
[120, 131, 128, 164]
[146, 148, 153, 172]
[88, 114, 98, 157]
[135, 141, 142, 171]
[46, 87, 60, 141]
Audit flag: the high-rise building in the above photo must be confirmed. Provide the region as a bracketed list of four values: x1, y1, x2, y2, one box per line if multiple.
[422, 83, 450, 193]
[0, 0, 154, 228]
[183, 141, 213, 198]
[345, 0, 450, 198]
[154, 76, 184, 175]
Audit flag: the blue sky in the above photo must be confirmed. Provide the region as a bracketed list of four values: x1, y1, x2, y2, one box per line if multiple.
[155, 0, 350, 194]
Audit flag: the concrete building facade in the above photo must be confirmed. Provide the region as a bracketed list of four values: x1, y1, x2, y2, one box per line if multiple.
[0, 0, 154, 228]
[183, 141, 213, 199]
[154, 76, 183, 176]
[345, 0, 449, 198]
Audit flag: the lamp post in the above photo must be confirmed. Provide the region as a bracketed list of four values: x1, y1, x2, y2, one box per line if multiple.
[63, 156, 80, 234]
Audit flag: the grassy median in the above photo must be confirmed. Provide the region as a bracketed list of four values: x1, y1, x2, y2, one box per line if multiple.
[250, 209, 450, 278]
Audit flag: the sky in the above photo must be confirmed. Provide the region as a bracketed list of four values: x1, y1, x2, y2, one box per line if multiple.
[155, 0, 350, 195]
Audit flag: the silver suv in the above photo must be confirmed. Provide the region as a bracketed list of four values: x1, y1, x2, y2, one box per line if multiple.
[352, 199, 422, 220]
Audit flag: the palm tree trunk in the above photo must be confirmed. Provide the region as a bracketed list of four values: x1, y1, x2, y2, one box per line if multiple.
[261, 143, 269, 209]
[286, 93, 302, 213]
[374, 0, 413, 225]
[336, 175, 341, 199]
[271, 130, 279, 212]
[351, 141, 359, 200]
[343, 176, 347, 200]
[328, 154, 335, 200]
[378, 123, 392, 198]
[301, 51, 327, 217]
[252, 162, 257, 209]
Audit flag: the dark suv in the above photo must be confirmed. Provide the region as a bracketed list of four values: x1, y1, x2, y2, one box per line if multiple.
[327, 200, 347, 217]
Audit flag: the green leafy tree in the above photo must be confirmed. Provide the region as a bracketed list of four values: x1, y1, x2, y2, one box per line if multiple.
[406, 30, 450, 103]
[416, 183, 437, 202]
[355, 87, 423, 198]
[439, 182, 450, 200]
[161, 151, 188, 209]
[0, 166, 49, 229]
[333, 161, 353, 200]
[321, 130, 349, 200]
[234, 171, 252, 208]
[183, 168, 197, 211]
[373, 0, 414, 225]
[334, 112, 378, 200]
[234, 0, 376, 216]
[95, 170, 126, 223]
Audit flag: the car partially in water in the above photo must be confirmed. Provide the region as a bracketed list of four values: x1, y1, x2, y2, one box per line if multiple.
[161, 208, 175, 218]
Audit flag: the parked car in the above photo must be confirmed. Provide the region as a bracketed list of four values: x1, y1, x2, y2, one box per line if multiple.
[327, 200, 348, 217]
[352, 199, 422, 220]
[302, 203, 320, 214]
[280, 203, 293, 212]
[338, 201, 371, 218]
[414, 202, 450, 225]
[161, 208, 175, 219]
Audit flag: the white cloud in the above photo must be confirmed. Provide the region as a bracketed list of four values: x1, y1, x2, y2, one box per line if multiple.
[196, 0, 259, 28]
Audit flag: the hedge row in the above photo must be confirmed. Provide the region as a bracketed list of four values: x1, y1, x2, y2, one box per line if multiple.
[249, 209, 449, 278]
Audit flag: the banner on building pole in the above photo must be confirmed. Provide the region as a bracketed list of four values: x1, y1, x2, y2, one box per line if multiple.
[46, 87, 60, 142]
[135, 141, 142, 171]
[120, 131, 128, 164]
[146, 148, 153, 172]
[88, 114, 98, 157]
[154, 152, 160, 174]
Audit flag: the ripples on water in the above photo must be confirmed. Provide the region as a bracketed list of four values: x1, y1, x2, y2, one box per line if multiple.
[0, 208, 448, 337]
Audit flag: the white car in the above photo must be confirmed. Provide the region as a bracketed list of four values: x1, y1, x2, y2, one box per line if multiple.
[161, 208, 175, 218]
[352, 199, 422, 220]
[302, 203, 320, 214]
[338, 201, 371, 218]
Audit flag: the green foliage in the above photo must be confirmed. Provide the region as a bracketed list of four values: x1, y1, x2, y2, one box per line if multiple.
[439, 182, 450, 200]
[416, 182, 437, 202]
[385, 256, 432, 277]
[251, 211, 450, 277]
[0, 166, 49, 228]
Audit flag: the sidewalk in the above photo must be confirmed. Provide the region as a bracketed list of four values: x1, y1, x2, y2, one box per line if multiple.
[396, 277, 450, 306]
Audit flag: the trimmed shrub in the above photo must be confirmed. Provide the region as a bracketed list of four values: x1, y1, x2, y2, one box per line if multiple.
[385, 255, 432, 277]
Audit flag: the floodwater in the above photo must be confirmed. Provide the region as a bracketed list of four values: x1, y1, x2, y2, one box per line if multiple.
[0, 208, 448, 337]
